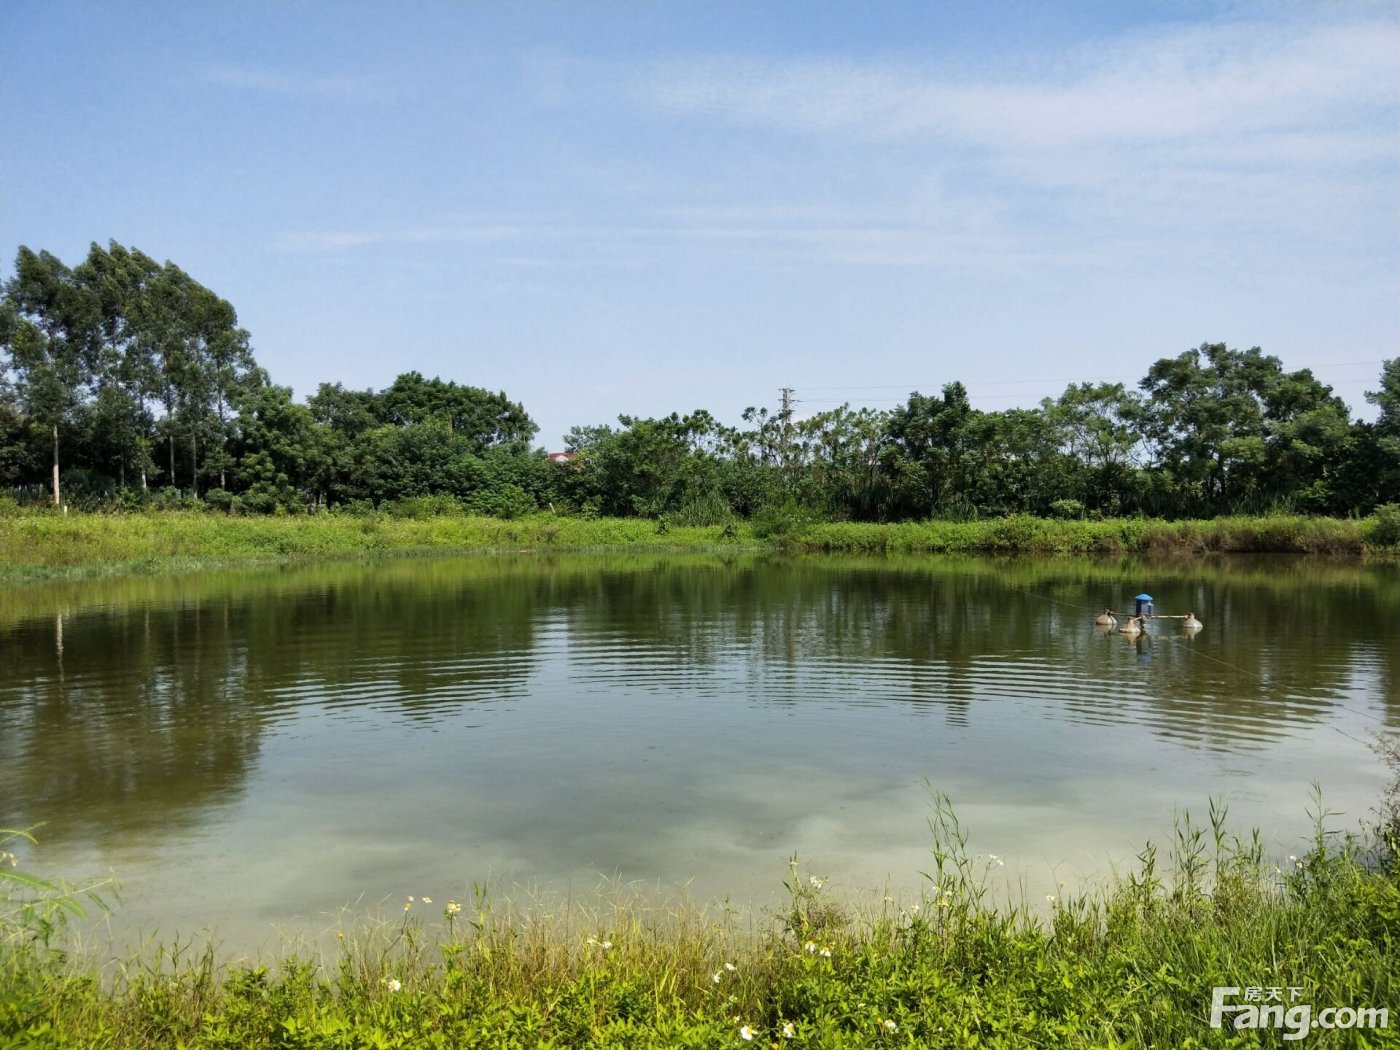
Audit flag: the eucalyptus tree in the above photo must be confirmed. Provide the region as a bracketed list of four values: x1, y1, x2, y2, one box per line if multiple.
[0, 247, 97, 505]
[72, 242, 162, 489]
[130, 261, 254, 493]
[127, 261, 186, 487]
[196, 284, 257, 491]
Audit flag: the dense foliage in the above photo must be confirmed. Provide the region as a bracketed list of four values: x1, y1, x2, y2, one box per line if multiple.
[3, 242, 1397, 520]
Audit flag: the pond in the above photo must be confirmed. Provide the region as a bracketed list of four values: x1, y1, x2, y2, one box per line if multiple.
[2, 553, 1396, 950]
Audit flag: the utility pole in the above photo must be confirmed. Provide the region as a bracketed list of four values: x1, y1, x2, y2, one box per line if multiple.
[779, 386, 796, 474]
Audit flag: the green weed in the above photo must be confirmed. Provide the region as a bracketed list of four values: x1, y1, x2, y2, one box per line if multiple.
[4, 792, 1398, 1048]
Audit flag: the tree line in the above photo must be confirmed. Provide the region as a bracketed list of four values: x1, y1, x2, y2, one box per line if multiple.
[3, 241, 1397, 521]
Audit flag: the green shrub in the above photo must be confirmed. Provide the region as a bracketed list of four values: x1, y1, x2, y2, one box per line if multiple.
[149, 486, 203, 511]
[463, 484, 537, 520]
[202, 488, 242, 515]
[670, 489, 732, 527]
[388, 494, 464, 519]
[751, 502, 815, 547]
[1364, 503, 1400, 549]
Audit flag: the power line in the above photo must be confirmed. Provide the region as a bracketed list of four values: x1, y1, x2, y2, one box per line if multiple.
[801, 376, 1139, 391]
[798, 360, 1387, 396]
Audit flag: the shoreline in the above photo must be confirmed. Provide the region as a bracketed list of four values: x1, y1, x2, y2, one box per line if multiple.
[2, 509, 1395, 581]
[5, 798, 1397, 1048]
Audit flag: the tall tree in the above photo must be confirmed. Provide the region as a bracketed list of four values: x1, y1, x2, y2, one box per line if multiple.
[1140, 344, 1272, 512]
[885, 383, 979, 517]
[195, 283, 257, 491]
[1368, 358, 1400, 433]
[1363, 358, 1400, 507]
[0, 248, 96, 505]
[790, 405, 890, 519]
[1044, 382, 1144, 515]
[73, 242, 162, 489]
[130, 261, 254, 493]
[1257, 365, 1351, 509]
[307, 382, 385, 503]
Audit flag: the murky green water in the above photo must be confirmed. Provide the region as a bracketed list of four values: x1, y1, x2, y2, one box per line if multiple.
[2, 553, 1396, 949]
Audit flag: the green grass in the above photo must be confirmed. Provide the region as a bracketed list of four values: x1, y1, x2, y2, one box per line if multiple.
[0, 511, 759, 580]
[4, 792, 1398, 1048]
[797, 514, 1378, 556]
[1, 508, 1396, 581]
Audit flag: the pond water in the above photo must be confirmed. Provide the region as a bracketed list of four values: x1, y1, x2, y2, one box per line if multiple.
[2, 553, 1396, 951]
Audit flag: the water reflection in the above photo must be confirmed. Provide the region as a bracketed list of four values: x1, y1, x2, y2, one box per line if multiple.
[0, 553, 1395, 941]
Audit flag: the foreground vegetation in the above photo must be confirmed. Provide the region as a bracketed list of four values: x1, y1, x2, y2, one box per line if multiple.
[4, 787, 1399, 1048]
[2, 505, 1398, 579]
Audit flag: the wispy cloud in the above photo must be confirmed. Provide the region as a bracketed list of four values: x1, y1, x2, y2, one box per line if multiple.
[275, 225, 525, 252]
[274, 206, 1034, 270]
[278, 10, 1398, 275]
[673, 16, 1398, 267]
[467, 10, 1392, 280]
[631, 17, 1396, 151]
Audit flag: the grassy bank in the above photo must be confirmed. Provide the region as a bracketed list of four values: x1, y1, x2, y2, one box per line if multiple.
[0, 511, 759, 579]
[798, 513, 1396, 556]
[4, 796, 1399, 1048]
[1, 508, 1397, 579]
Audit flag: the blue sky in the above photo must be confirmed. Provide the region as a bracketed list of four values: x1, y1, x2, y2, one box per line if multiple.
[3, 0, 1396, 445]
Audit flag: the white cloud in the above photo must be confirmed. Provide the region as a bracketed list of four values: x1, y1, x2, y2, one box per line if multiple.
[273, 210, 1028, 270]
[275, 225, 525, 252]
[276, 12, 1398, 275]
[632, 17, 1397, 152]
